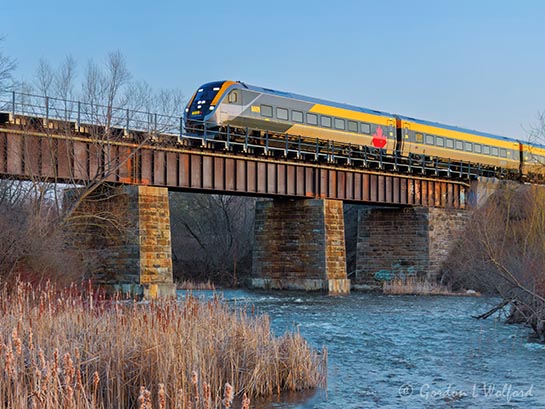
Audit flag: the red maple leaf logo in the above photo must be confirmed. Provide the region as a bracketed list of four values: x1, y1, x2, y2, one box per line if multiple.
[372, 126, 387, 148]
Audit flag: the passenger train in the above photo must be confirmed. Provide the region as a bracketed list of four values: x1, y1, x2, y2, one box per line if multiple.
[185, 80, 545, 180]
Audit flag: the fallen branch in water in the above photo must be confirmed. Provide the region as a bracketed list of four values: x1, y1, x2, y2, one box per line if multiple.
[472, 298, 514, 320]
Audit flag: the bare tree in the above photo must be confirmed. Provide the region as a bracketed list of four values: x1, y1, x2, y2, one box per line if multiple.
[170, 193, 255, 286]
[0, 36, 16, 91]
[103, 51, 131, 127]
[447, 183, 545, 340]
[0, 35, 16, 115]
[445, 109, 545, 341]
[28, 51, 180, 224]
[0, 50, 186, 289]
[78, 51, 131, 129]
[54, 55, 77, 100]
[0, 178, 86, 289]
[35, 59, 54, 96]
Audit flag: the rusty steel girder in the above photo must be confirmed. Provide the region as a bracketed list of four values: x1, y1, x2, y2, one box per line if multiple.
[0, 124, 467, 208]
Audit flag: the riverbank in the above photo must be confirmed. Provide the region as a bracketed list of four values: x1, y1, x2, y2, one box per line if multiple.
[0, 282, 325, 408]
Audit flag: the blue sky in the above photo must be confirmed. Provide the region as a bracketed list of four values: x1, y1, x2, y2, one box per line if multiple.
[3, 0, 545, 138]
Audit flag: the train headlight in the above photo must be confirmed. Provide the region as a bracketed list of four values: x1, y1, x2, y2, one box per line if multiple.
[209, 106, 215, 110]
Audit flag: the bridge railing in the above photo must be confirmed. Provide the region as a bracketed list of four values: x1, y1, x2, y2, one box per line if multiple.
[0, 90, 182, 136]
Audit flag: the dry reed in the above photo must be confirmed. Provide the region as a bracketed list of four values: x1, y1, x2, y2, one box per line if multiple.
[383, 276, 453, 295]
[177, 280, 216, 291]
[0, 281, 326, 408]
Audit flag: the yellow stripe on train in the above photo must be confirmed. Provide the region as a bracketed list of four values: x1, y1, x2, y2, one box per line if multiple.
[401, 119, 519, 150]
[309, 104, 394, 126]
[211, 81, 237, 106]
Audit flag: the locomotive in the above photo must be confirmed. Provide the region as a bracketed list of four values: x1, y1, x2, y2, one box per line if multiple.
[185, 80, 545, 180]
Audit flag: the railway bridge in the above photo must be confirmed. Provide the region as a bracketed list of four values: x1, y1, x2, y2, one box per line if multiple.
[0, 92, 484, 296]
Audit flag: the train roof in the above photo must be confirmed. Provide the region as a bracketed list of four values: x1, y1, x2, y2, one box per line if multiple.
[395, 114, 524, 144]
[240, 82, 396, 119]
[522, 139, 545, 149]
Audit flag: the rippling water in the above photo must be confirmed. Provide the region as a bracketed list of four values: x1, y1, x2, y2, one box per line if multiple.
[181, 291, 545, 409]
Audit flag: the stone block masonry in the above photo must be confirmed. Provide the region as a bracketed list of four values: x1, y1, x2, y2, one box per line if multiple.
[68, 185, 175, 298]
[137, 186, 176, 298]
[355, 207, 469, 284]
[252, 198, 350, 294]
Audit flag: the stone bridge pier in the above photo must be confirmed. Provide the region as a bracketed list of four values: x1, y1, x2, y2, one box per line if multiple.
[71, 185, 176, 298]
[352, 207, 470, 285]
[251, 198, 351, 294]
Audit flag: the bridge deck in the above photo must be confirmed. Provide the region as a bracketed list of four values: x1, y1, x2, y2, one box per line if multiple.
[0, 115, 467, 208]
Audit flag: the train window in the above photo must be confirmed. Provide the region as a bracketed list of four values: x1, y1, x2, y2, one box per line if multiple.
[474, 144, 482, 153]
[425, 134, 434, 145]
[415, 133, 424, 143]
[465, 142, 473, 152]
[491, 147, 499, 156]
[455, 140, 463, 150]
[360, 123, 371, 134]
[446, 138, 454, 149]
[261, 104, 273, 118]
[276, 107, 288, 121]
[500, 148, 507, 158]
[334, 118, 345, 130]
[348, 120, 358, 132]
[321, 116, 332, 128]
[228, 90, 238, 103]
[307, 113, 318, 125]
[483, 145, 490, 155]
[292, 110, 304, 123]
[436, 136, 444, 147]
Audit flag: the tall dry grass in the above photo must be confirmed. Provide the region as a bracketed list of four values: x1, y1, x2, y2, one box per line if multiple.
[177, 280, 216, 291]
[383, 277, 452, 295]
[0, 281, 326, 408]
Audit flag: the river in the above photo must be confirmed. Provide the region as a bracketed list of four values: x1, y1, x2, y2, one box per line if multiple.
[182, 290, 545, 409]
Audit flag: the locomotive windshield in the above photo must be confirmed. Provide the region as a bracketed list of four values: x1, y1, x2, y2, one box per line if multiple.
[186, 81, 225, 118]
